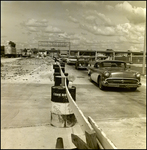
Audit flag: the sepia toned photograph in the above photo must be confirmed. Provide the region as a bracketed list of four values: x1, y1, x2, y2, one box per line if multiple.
[1, 1, 146, 149]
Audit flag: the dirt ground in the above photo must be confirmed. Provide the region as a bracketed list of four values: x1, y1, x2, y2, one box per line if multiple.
[1, 57, 55, 84]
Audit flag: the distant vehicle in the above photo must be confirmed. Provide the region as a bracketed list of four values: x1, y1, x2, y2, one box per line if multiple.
[88, 55, 108, 66]
[67, 56, 77, 65]
[75, 56, 90, 70]
[59, 54, 68, 62]
[22, 49, 32, 57]
[96, 55, 108, 60]
[87, 60, 141, 91]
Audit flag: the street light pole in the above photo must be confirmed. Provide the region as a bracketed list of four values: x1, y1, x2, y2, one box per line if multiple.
[69, 41, 70, 56]
[142, 23, 146, 75]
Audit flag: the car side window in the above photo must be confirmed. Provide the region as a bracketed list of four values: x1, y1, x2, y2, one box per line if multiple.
[94, 63, 98, 68]
[97, 63, 100, 68]
[94, 63, 100, 68]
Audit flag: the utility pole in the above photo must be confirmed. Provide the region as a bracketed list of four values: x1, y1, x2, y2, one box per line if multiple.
[69, 41, 70, 56]
[142, 23, 146, 75]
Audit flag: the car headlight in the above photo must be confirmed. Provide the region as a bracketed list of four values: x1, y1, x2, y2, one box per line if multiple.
[79, 64, 82, 66]
[136, 73, 141, 78]
[104, 71, 110, 77]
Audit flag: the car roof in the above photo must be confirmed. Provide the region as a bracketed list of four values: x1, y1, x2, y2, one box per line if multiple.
[68, 56, 77, 58]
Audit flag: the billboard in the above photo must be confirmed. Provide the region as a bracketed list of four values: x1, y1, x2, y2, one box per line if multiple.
[38, 41, 70, 48]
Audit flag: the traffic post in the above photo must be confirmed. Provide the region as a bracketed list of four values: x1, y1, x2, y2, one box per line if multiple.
[50, 62, 77, 127]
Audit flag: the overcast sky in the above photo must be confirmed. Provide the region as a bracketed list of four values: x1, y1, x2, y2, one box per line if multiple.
[1, 1, 146, 51]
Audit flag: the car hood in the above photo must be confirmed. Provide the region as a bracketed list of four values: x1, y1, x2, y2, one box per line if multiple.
[102, 68, 138, 78]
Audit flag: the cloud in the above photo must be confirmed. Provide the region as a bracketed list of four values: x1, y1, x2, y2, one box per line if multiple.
[86, 15, 95, 21]
[80, 23, 116, 36]
[68, 16, 79, 23]
[83, 11, 114, 26]
[66, 9, 69, 12]
[20, 19, 49, 35]
[27, 27, 38, 32]
[40, 19, 48, 23]
[105, 5, 114, 11]
[27, 32, 32, 35]
[116, 23, 145, 44]
[115, 1, 132, 12]
[57, 33, 82, 46]
[129, 45, 141, 52]
[96, 13, 113, 26]
[115, 1, 146, 24]
[81, 32, 87, 35]
[116, 23, 131, 34]
[77, 1, 99, 7]
[45, 26, 63, 33]
[62, 1, 99, 7]
[118, 36, 128, 42]
[85, 16, 96, 24]
[58, 32, 68, 38]
[25, 19, 48, 27]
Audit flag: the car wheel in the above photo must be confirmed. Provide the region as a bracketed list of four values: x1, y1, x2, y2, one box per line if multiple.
[89, 74, 92, 82]
[130, 87, 137, 91]
[98, 77, 105, 90]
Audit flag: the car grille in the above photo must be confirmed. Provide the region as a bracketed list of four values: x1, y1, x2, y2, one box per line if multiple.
[106, 79, 138, 84]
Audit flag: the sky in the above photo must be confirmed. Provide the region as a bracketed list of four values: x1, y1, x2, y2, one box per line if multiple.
[1, 1, 146, 51]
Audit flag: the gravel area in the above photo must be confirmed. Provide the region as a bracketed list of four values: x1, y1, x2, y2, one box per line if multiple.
[1, 56, 55, 84]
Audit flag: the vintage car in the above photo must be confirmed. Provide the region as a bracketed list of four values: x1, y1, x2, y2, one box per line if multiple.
[87, 60, 141, 90]
[75, 57, 90, 70]
[67, 56, 77, 65]
[59, 54, 68, 62]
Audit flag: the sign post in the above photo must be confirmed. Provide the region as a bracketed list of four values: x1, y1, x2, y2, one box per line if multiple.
[142, 23, 146, 75]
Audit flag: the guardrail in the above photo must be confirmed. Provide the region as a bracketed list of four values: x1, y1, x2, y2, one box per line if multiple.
[56, 62, 117, 149]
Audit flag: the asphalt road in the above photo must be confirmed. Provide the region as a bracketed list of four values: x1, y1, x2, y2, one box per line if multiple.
[1, 57, 146, 149]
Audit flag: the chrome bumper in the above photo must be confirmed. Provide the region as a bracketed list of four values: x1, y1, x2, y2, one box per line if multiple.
[102, 80, 141, 88]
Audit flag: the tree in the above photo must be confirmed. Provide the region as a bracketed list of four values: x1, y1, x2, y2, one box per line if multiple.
[9, 41, 16, 47]
[51, 48, 56, 51]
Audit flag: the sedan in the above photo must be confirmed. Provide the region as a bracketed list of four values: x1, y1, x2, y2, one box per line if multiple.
[67, 56, 77, 65]
[75, 57, 90, 70]
[87, 60, 141, 90]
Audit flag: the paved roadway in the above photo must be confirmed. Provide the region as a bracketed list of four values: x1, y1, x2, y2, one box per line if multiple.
[1, 58, 146, 149]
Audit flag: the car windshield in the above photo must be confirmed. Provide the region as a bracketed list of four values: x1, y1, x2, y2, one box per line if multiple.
[101, 62, 126, 68]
